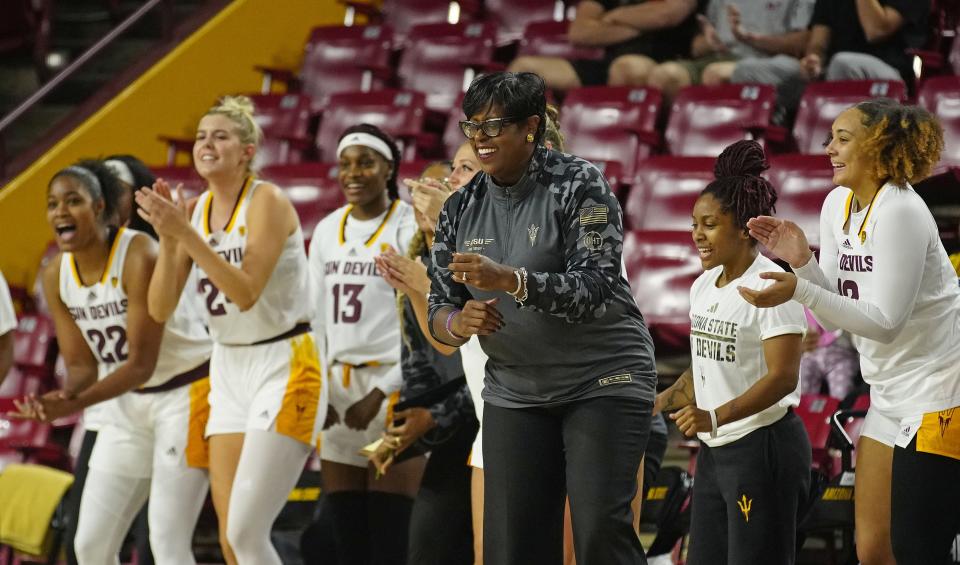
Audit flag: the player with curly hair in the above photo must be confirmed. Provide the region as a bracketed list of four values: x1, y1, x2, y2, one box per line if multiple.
[741, 99, 960, 565]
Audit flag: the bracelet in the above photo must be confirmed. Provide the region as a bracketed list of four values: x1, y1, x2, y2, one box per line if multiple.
[508, 267, 528, 304]
[445, 309, 465, 340]
[709, 409, 718, 438]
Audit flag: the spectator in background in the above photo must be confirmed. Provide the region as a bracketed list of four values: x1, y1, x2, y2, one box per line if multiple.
[800, 308, 859, 400]
[508, 0, 699, 90]
[733, 0, 929, 114]
[0, 270, 15, 388]
[646, 0, 816, 101]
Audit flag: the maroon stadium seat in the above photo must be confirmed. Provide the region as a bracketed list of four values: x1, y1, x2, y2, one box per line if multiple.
[161, 93, 313, 168]
[918, 76, 960, 167]
[793, 80, 907, 155]
[665, 84, 782, 157]
[315, 90, 432, 162]
[340, 0, 479, 41]
[396, 160, 444, 203]
[515, 20, 604, 61]
[795, 394, 841, 475]
[259, 25, 394, 111]
[561, 86, 663, 181]
[484, 0, 564, 44]
[150, 166, 207, 199]
[249, 93, 313, 167]
[12, 314, 54, 380]
[442, 93, 467, 159]
[397, 22, 499, 112]
[624, 156, 714, 231]
[260, 163, 345, 246]
[622, 230, 701, 351]
[766, 154, 834, 247]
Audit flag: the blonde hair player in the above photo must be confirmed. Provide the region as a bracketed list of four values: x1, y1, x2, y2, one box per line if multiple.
[741, 100, 960, 565]
[308, 123, 422, 564]
[16, 160, 212, 565]
[135, 95, 325, 565]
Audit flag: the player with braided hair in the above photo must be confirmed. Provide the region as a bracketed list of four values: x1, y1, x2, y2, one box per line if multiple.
[656, 139, 811, 565]
[742, 99, 960, 565]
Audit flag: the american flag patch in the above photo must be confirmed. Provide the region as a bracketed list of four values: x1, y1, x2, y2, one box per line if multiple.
[579, 205, 608, 226]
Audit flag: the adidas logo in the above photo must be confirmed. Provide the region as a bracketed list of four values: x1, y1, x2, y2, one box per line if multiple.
[259, 410, 270, 419]
[841, 238, 853, 249]
[166, 447, 177, 456]
[348, 248, 358, 257]
[707, 303, 719, 314]
[87, 290, 97, 302]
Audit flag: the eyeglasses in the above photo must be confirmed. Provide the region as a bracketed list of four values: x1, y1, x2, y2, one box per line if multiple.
[459, 117, 520, 139]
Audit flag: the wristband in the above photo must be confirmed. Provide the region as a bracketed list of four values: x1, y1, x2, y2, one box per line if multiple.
[445, 309, 465, 340]
[709, 409, 718, 438]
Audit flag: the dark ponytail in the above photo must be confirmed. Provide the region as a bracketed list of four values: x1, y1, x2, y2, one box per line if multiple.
[702, 140, 778, 233]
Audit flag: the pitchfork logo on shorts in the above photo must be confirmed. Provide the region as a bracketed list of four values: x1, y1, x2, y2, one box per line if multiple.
[939, 408, 955, 438]
[737, 494, 753, 522]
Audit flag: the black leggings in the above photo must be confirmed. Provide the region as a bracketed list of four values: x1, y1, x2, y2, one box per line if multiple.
[891, 436, 960, 565]
[483, 396, 652, 565]
[407, 417, 479, 565]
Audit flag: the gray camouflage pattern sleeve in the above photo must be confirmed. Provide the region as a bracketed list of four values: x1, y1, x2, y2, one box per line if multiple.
[427, 188, 472, 342]
[522, 159, 624, 323]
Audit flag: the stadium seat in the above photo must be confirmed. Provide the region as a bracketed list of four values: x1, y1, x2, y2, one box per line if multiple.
[917, 76, 960, 167]
[442, 93, 467, 158]
[162, 93, 313, 168]
[624, 156, 714, 231]
[12, 314, 54, 380]
[315, 90, 433, 162]
[793, 80, 907, 155]
[665, 84, 783, 157]
[396, 160, 443, 203]
[515, 20, 604, 61]
[397, 22, 500, 112]
[795, 394, 841, 475]
[340, 0, 479, 41]
[561, 86, 663, 181]
[766, 154, 834, 247]
[484, 0, 564, 44]
[622, 230, 701, 351]
[149, 166, 207, 199]
[259, 163, 345, 245]
[257, 25, 394, 111]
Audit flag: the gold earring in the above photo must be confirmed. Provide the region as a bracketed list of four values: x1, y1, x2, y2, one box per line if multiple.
[526, 133, 534, 143]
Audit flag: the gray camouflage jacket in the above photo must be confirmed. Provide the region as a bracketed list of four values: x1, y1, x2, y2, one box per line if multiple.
[428, 145, 657, 408]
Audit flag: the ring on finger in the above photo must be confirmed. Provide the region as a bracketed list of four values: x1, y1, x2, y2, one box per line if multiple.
[462, 271, 468, 281]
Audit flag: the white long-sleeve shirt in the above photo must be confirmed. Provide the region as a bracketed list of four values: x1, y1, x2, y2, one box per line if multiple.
[792, 183, 960, 417]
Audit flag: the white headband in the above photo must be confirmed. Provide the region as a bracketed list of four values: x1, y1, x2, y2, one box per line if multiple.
[337, 132, 394, 162]
[104, 159, 135, 186]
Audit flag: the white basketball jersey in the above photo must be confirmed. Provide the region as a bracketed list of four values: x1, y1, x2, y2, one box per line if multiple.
[59, 229, 211, 429]
[821, 184, 960, 416]
[189, 178, 312, 345]
[309, 199, 416, 365]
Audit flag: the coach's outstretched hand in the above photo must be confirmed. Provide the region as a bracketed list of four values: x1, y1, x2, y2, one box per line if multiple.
[746, 216, 813, 269]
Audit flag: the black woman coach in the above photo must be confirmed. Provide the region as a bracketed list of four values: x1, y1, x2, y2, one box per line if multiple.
[427, 71, 658, 565]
